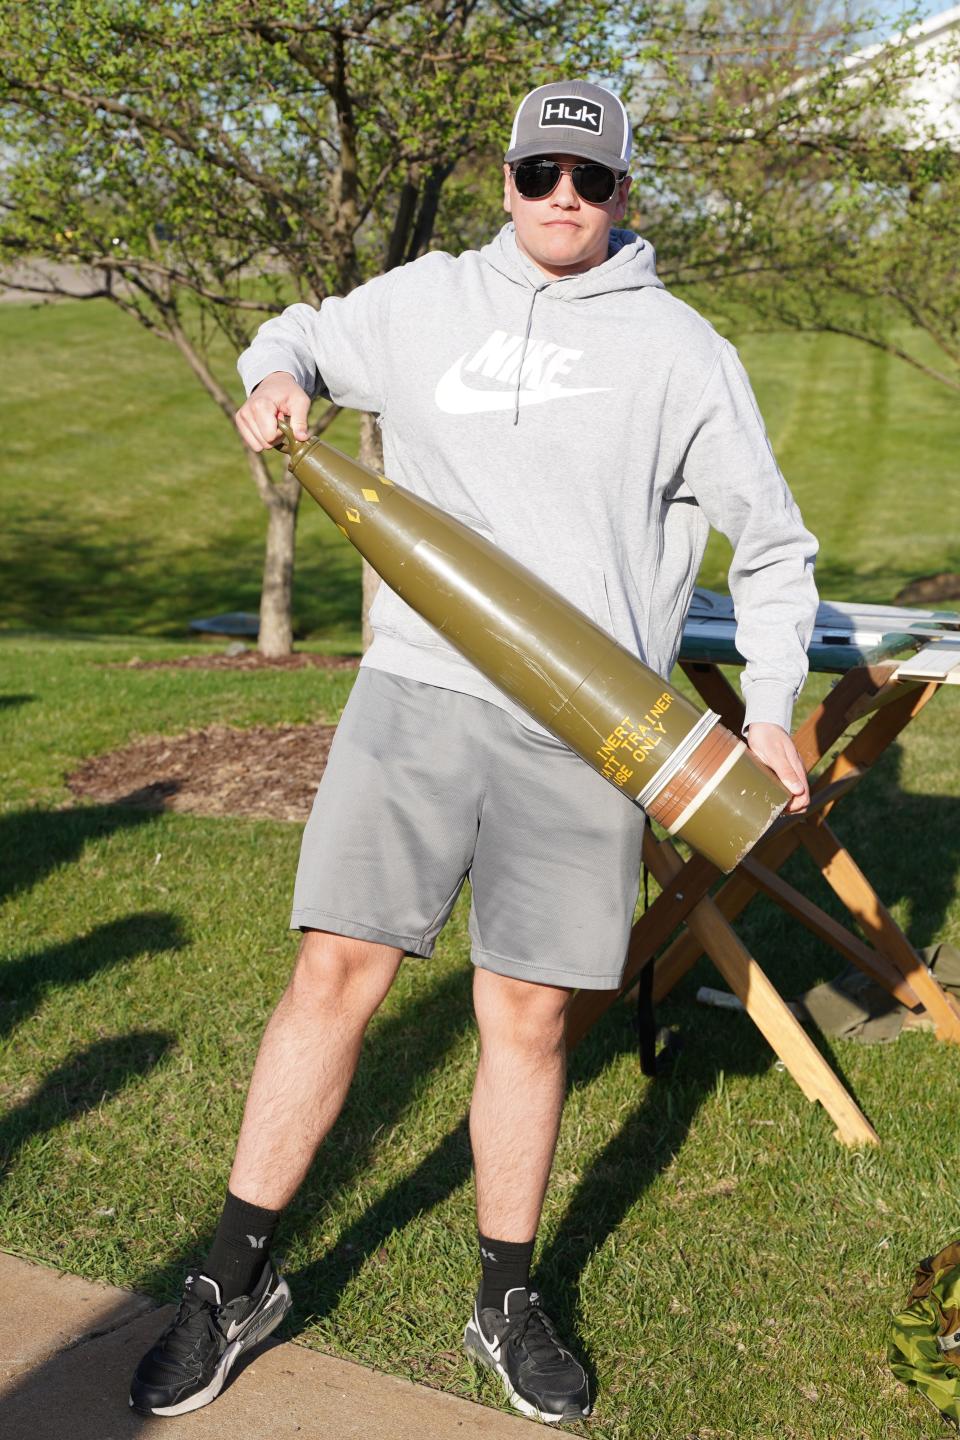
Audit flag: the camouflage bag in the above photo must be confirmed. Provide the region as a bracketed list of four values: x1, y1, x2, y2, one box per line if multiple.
[889, 1241, 960, 1425]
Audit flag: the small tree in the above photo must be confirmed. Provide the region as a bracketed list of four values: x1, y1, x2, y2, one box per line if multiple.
[0, 212, 309, 655]
[3, 1, 952, 661]
[0, 0, 618, 650]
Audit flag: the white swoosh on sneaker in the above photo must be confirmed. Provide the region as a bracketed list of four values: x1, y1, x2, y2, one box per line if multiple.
[225, 1290, 285, 1343]
[435, 355, 609, 415]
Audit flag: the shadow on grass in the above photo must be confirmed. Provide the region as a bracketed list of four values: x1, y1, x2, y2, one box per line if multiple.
[112, 979, 878, 1427]
[289, 1113, 474, 1311]
[0, 1003, 822, 1434]
[133, 956, 479, 1302]
[0, 693, 34, 710]
[0, 803, 158, 906]
[537, 1004, 786, 1402]
[283, 959, 477, 1241]
[263, 853, 909, 1358]
[823, 742, 960, 955]
[0, 1030, 174, 1180]
[0, 1032, 177, 1439]
[814, 551, 960, 606]
[0, 517, 360, 639]
[0, 912, 186, 1044]
[122, 736, 959, 1390]
[734, 742, 960, 994]
[281, 997, 773, 1343]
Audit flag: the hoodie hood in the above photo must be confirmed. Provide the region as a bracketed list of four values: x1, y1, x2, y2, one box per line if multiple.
[481, 221, 665, 300]
[480, 223, 665, 422]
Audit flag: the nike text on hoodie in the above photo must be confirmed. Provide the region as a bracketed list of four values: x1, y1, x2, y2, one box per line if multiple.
[238, 223, 818, 734]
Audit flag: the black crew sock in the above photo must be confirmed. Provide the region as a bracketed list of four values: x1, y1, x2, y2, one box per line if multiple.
[202, 1190, 281, 1304]
[478, 1232, 535, 1313]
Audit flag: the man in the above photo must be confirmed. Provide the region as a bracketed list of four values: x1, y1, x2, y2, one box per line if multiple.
[130, 79, 816, 1424]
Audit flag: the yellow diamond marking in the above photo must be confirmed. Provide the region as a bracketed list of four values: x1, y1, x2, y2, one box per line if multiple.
[337, 524, 349, 538]
[362, 488, 380, 503]
[345, 507, 361, 523]
[381, 475, 394, 486]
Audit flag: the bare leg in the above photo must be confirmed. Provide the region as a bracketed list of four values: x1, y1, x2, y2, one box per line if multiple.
[470, 968, 571, 1241]
[229, 930, 403, 1211]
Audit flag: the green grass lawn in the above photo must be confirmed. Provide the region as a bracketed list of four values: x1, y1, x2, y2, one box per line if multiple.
[1, 297, 960, 1439]
[1, 634, 958, 1440]
[0, 299, 957, 644]
[0, 299, 362, 643]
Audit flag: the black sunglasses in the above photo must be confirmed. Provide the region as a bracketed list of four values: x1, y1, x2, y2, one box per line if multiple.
[511, 158, 624, 204]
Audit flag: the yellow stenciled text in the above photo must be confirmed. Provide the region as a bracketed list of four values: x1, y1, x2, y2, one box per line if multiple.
[595, 694, 674, 779]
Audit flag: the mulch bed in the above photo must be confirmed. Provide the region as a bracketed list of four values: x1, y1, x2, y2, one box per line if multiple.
[67, 723, 337, 822]
[110, 652, 360, 673]
[893, 572, 960, 606]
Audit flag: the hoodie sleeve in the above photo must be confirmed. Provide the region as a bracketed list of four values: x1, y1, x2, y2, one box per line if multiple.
[236, 267, 400, 412]
[678, 340, 819, 732]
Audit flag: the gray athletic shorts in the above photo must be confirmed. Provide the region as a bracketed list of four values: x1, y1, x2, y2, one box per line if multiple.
[290, 669, 646, 990]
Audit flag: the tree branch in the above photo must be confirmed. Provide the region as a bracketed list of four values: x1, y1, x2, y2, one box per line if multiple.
[1, 71, 333, 241]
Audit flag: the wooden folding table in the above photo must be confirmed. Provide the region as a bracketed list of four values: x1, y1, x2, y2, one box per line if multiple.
[565, 594, 960, 1145]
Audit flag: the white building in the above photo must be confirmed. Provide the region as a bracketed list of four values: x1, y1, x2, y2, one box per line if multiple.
[834, 5, 960, 146]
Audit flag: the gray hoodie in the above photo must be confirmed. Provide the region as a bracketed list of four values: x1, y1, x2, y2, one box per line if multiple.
[238, 223, 818, 732]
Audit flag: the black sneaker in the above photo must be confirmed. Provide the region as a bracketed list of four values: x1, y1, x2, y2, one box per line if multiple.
[464, 1285, 590, 1424]
[129, 1259, 292, 1416]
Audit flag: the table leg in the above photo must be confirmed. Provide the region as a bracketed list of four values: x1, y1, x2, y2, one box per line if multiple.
[645, 838, 880, 1146]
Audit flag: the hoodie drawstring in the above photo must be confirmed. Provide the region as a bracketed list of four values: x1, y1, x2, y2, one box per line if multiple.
[514, 284, 546, 426]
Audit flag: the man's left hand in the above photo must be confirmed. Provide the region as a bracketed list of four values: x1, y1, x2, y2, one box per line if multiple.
[745, 722, 809, 813]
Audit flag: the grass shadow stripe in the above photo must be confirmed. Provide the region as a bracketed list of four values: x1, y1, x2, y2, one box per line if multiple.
[0, 911, 186, 1045]
[0, 1031, 175, 1181]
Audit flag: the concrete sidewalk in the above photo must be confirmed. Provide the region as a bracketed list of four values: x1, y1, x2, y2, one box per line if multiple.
[0, 1252, 542, 1439]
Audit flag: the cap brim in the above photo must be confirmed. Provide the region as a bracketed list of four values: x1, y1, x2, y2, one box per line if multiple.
[504, 138, 628, 173]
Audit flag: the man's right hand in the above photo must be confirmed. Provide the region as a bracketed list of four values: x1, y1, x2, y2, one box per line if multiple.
[234, 372, 311, 451]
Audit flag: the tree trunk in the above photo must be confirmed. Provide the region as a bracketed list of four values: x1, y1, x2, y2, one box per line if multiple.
[163, 321, 303, 659]
[258, 463, 301, 657]
[358, 412, 383, 653]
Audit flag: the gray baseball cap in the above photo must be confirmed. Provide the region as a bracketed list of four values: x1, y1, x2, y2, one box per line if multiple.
[504, 80, 632, 174]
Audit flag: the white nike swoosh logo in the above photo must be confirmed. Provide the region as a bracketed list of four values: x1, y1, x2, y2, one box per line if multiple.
[435, 355, 609, 415]
[225, 1301, 277, 1343]
[472, 1310, 501, 1361]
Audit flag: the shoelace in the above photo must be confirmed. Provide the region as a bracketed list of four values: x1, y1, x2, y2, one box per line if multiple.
[159, 1290, 222, 1370]
[502, 1301, 569, 1370]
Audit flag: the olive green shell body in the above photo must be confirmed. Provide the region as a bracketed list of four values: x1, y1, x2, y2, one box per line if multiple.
[283, 429, 789, 871]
